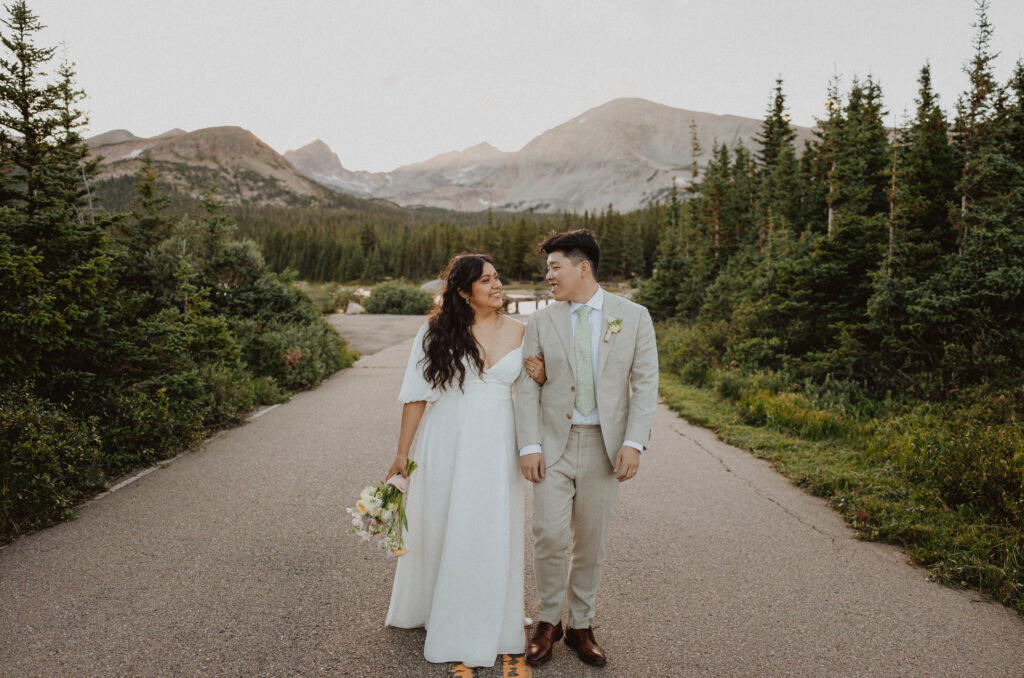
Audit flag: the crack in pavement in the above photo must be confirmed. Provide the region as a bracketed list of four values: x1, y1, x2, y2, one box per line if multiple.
[667, 420, 841, 545]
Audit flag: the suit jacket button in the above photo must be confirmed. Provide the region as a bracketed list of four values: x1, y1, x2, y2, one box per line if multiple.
[566, 413, 572, 419]
[570, 386, 575, 392]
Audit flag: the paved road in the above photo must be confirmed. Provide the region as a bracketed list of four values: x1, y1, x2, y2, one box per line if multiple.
[2, 315, 1024, 677]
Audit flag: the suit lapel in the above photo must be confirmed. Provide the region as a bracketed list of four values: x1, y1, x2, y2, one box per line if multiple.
[550, 301, 576, 378]
[596, 293, 619, 380]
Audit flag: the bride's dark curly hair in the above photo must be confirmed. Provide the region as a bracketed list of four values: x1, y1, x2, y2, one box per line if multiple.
[421, 253, 496, 392]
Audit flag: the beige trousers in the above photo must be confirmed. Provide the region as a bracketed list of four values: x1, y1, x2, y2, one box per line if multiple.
[533, 425, 619, 629]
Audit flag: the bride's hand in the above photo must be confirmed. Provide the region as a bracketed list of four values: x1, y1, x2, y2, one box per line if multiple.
[386, 454, 409, 481]
[524, 354, 545, 384]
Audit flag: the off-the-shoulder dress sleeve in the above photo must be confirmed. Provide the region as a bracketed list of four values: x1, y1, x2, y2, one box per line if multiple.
[398, 324, 440, 404]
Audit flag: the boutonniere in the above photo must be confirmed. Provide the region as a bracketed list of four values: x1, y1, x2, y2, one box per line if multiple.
[604, 318, 623, 342]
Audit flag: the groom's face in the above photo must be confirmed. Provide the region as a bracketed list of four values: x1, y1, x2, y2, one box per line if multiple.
[545, 251, 585, 302]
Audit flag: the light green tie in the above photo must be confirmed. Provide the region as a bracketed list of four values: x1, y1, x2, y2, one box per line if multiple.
[574, 305, 596, 416]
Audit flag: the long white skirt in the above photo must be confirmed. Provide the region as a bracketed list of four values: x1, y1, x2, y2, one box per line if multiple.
[385, 386, 526, 667]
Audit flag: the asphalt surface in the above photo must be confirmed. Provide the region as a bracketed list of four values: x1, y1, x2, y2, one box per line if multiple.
[2, 314, 1024, 677]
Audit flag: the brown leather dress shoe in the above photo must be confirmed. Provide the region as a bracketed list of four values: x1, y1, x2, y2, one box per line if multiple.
[564, 626, 607, 666]
[525, 621, 563, 665]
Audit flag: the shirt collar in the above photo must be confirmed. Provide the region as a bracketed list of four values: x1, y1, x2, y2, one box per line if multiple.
[570, 287, 604, 315]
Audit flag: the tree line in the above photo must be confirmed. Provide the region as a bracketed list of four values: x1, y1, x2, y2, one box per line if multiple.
[636, 2, 1023, 609]
[221, 203, 664, 284]
[638, 7, 1023, 402]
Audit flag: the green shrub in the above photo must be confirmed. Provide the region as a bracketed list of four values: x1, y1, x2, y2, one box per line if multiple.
[298, 282, 362, 314]
[879, 406, 1024, 523]
[0, 386, 104, 539]
[713, 369, 747, 401]
[98, 372, 209, 476]
[198, 362, 282, 426]
[363, 280, 434, 315]
[233, 316, 357, 392]
[656, 319, 730, 386]
[737, 388, 849, 440]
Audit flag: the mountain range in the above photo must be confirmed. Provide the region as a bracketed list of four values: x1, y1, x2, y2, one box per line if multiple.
[88, 98, 815, 213]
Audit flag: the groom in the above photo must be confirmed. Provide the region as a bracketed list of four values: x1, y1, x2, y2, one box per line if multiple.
[516, 229, 658, 667]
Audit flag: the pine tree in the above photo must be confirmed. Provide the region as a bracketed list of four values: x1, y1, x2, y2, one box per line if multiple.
[891, 64, 959, 279]
[797, 138, 830, 234]
[755, 76, 797, 172]
[819, 76, 845, 237]
[361, 245, 384, 282]
[953, 0, 1002, 250]
[826, 76, 891, 225]
[0, 1, 113, 385]
[754, 79, 801, 244]
[891, 5, 1024, 390]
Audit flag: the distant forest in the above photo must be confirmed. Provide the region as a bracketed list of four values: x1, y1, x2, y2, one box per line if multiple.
[94, 178, 667, 284]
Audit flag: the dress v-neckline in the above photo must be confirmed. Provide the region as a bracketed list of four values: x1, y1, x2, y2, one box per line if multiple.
[483, 343, 523, 371]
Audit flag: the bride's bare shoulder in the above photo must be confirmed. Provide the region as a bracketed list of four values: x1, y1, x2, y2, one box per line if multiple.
[506, 315, 526, 341]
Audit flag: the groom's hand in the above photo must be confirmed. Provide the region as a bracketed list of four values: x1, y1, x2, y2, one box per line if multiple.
[613, 446, 640, 482]
[520, 453, 545, 483]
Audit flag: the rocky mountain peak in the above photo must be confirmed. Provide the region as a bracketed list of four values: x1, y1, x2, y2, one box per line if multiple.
[86, 129, 139, 148]
[284, 139, 346, 175]
[155, 128, 187, 138]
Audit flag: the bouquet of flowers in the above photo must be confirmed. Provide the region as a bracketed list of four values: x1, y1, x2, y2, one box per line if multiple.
[346, 460, 417, 557]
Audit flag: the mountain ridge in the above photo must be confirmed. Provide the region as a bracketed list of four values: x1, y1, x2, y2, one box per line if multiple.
[89, 97, 816, 212]
[88, 126, 333, 207]
[286, 97, 815, 212]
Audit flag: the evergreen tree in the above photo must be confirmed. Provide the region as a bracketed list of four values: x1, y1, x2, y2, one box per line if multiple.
[755, 76, 797, 172]
[952, 0, 1003, 249]
[361, 245, 385, 282]
[825, 76, 891, 225]
[797, 138, 830, 234]
[754, 79, 802, 238]
[0, 1, 113, 385]
[890, 64, 959, 279]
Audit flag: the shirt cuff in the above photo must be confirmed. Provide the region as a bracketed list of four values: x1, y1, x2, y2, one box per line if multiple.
[623, 439, 644, 453]
[519, 444, 542, 457]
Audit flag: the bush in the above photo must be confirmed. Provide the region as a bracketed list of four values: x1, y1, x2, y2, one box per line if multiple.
[656, 319, 730, 386]
[879, 406, 1024, 523]
[0, 386, 104, 540]
[737, 388, 849, 440]
[98, 372, 209, 476]
[198, 362, 282, 426]
[233, 316, 358, 392]
[363, 280, 434, 315]
[297, 282, 362, 314]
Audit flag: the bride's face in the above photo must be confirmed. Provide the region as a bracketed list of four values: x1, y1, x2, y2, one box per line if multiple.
[465, 262, 503, 312]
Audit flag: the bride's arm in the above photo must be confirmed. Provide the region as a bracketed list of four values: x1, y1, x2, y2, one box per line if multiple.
[387, 401, 426, 480]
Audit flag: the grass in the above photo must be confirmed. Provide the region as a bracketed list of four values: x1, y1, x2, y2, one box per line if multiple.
[659, 372, 1024, 615]
[293, 281, 365, 314]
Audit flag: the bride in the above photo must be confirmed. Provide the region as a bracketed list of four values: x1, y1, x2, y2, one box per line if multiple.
[384, 253, 545, 667]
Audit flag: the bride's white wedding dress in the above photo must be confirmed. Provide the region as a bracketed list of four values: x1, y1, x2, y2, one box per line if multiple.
[386, 324, 526, 667]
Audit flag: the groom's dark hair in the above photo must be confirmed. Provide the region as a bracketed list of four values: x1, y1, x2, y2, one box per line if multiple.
[540, 229, 600, 276]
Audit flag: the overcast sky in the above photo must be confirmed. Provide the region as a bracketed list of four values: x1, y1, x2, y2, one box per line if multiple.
[31, 0, 1024, 172]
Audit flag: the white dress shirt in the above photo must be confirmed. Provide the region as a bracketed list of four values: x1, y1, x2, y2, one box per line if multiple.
[519, 287, 643, 457]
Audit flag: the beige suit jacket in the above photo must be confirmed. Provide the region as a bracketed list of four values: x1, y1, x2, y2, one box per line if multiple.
[515, 291, 659, 467]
